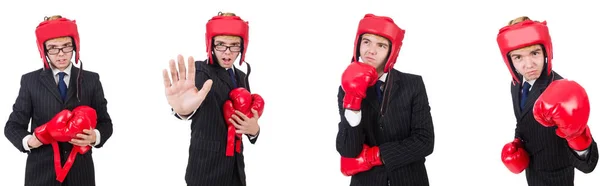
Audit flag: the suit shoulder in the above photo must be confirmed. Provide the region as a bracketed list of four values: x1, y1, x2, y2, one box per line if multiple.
[551, 71, 564, 80]
[21, 68, 44, 79]
[395, 70, 425, 83]
[80, 69, 101, 80]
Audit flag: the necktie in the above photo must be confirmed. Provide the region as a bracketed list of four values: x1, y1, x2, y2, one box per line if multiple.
[376, 80, 383, 104]
[227, 69, 238, 88]
[57, 72, 67, 101]
[520, 82, 531, 110]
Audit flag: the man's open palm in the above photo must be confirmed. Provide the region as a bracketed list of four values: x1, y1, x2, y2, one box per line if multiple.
[163, 54, 213, 115]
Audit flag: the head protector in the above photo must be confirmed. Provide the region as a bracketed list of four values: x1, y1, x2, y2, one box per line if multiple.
[205, 13, 249, 65]
[352, 14, 406, 73]
[35, 17, 80, 69]
[497, 20, 553, 84]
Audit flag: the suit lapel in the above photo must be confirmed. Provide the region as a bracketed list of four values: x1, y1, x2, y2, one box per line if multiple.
[511, 83, 521, 117]
[234, 68, 247, 90]
[216, 67, 235, 89]
[386, 70, 401, 104]
[39, 68, 63, 103]
[64, 67, 80, 103]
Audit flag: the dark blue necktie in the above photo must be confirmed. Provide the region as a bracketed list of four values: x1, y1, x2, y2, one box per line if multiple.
[376, 80, 383, 104]
[57, 72, 67, 101]
[520, 82, 531, 110]
[227, 68, 238, 88]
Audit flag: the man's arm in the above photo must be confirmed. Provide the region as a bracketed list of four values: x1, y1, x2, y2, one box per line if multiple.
[336, 86, 366, 158]
[4, 74, 34, 153]
[571, 139, 598, 173]
[378, 76, 435, 171]
[90, 73, 113, 148]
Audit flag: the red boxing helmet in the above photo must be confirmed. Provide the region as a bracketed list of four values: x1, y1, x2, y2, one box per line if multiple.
[352, 14, 406, 73]
[205, 13, 249, 65]
[497, 20, 553, 84]
[35, 17, 80, 69]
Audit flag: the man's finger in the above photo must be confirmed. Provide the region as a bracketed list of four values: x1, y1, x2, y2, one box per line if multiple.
[235, 110, 250, 121]
[187, 56, 196, 82]
[169, 59, 178, 83]
[251, 109, 259, 119]
[177, 55, 186, 81]
[162, 69, 172, 88]
[197, 80, 213, 99]
[76, 134, 89, 140]
[231, 119, 243, 129]
[69, 140, 87, 146]
[232, 114, 245, 125]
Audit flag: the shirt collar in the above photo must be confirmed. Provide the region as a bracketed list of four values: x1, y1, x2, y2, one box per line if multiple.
[50, 62, 73, 76]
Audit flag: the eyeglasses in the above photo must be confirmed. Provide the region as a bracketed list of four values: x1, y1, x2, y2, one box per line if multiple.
[47, 46, 74, 55]
[214, 45, 241, 52]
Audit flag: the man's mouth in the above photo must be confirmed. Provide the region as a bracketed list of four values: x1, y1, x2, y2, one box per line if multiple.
[222, 58, 232, 64]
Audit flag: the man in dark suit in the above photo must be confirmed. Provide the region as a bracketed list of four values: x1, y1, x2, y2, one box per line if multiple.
[4, 15, 113, 186]
[497, 16, 598, 186]
[336, 13, 435, 186]
[162, 12, 263, 186]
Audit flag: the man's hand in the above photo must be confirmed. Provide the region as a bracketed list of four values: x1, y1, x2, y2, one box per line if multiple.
[27, 136, 43, 149]
[69, 129, 96, 147]
[230, 109, 260, 136]
[163, 54, 213, 115]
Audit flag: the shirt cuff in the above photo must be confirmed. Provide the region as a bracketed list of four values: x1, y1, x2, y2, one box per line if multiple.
[23, 134, 33, 151]
[573, 148, 590, 158]
[174, 109, 197, 121]
[248, 135, 257, 140]
[344, 109, 362, 127]
[92, 129, 101, 147]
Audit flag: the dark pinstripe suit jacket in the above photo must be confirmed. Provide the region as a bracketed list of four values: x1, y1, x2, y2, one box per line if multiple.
[512, 71, 598, 186]
[174, 60, 259, 186]
[336, 69, 435, 186]
[4, 66, 113, 186]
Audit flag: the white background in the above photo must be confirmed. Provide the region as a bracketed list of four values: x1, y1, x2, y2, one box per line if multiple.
[1, 0, 598, 185]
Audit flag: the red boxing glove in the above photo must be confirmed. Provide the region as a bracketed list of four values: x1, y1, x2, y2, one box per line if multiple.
[341, 62, 378, 111]
[37, 110, 73, 144]
[70, 106, 98, 154]
[533, 79, 592, 151]
[47, 106, 96, 142]
[223, 100, 237, 156]
[34, 124, 55, 145]
[230, 88, 253, 114]
[340, 144, 383, 176]
[501, 138, 529, 174]
[249, 94, 265, 118]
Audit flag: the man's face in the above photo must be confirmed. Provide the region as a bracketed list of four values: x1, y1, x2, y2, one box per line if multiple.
[213, 35, 242, 69]
[509, 44, 545, 81]
[359, 33, 390, 72]
[45, 37, 74, 70]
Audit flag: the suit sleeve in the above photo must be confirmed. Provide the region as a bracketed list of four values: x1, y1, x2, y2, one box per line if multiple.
[379, 76, 435, 171]
[4, 75, 34, 153]
[172, 62, 211, 120]
[91, 73, 113, 148]
[247, 129, 259, 144]
[336, 86, 366, 157]
[571, 139, 598, 173]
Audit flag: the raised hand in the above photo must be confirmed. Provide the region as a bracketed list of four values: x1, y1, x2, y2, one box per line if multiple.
[163, 54, 213, 115]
